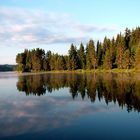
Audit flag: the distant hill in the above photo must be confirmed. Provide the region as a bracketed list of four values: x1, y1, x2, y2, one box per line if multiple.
[0, 64, 16, 72]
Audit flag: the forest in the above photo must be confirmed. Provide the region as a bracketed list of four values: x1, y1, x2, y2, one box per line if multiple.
[16, 27, 140, 72]
[0, 64, 15, 72]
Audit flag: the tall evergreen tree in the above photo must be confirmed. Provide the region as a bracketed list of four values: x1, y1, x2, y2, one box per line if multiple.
[101, 37, 110, 67]
[116, 34, 125, 69]
[24, 49, 32, 72]
[56, 55, 66, 70]
[96, 41, 103, 68]
[64, 55, 69, 70]
[111, 38, 117, 68]
[124, 28, 134, 68]
[16, 52, 26, 72]
[78, 43, 86, 69]
[86, 40, 97, 69]
[123, 50, 130, 69]
[68, 44, 79, 70]
[50, 53, 59, 70]
[42, 51, 52, 71]
[135, 44, 140, 69]
[103, 48, 112, 70]
[125, 28, 131, 50]
[31, 48, 45, 71]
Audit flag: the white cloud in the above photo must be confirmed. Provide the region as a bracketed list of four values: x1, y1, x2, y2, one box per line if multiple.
[74, 23, 117, 33]
[0, 7, 118, 47]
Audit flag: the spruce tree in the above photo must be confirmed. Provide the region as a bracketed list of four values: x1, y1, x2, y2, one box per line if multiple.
[68, 44, 79, 70]
[55, 55, 66, 70]
[116, 34, 125, 69]
[16, 52, 26, 72]
[31, 48, 45, 71]
[96, 41, 103, 68]
[135, 44, 140, 69]
[78, 43, 86, 69]
[86, 40, 97, 69]
[103, 48, 112, 69]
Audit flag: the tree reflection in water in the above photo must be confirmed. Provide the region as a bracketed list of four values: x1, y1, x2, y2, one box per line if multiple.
[17, 73, 140, 112]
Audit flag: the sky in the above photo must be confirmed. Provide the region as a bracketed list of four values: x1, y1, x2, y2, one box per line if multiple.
[0, 0, 140, 64]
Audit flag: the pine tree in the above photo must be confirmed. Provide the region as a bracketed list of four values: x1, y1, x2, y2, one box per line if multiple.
[78, 43, 86, 69]
[111, 38, 117, 68]
[16, 52, 26, 72]
[96, 41, 103, 68]
[101, 37, 110, 68]
[116, 34, 125, 69]
[56, 55, 66, 70]
[86, 40, 97, 69]
[103, 48, 112, 69]
[123, 50, 130, 69]
[68, 44, 79, 70]
[43, 51, 52, 71]
[135, 44, 140, 69]
[125, 28, 131, 50]
[24, 50, 32, 72]
[50, 53, 59, 70]
[64, 55, 69, 70]
[124, 28, 134, 69]
[31, 48, 45, 71]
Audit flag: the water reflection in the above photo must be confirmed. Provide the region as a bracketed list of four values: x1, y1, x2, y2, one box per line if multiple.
[17, 73, 140, 112]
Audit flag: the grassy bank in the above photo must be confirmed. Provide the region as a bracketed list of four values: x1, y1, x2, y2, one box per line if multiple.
[15, 68, 140, 75]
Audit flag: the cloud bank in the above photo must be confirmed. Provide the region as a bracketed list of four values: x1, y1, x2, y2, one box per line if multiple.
[0, 8, 117, 47]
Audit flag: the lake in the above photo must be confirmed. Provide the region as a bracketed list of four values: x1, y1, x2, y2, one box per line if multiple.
[0, 72, 140, 140]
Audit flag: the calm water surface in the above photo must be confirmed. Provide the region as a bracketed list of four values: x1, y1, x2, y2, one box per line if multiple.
[0, 72, 140, 140]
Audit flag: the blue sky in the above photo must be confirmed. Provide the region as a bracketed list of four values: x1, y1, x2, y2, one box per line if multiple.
[0, 0, 140, 64]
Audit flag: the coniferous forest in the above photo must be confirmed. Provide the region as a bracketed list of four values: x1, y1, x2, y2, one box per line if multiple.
[16, 27, 140, 72]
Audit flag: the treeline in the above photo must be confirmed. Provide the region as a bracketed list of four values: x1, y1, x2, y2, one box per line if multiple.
[0, 65, 16, 72]
[16, 27, 140, 72]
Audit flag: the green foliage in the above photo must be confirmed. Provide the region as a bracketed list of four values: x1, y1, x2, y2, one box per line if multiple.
[16, 52, 26, 72]
[16, 27, 140, 71]
[0, 65, 15, 72]
[32, 48, 45, 71]
[103, 48, 112, 69]
[135, 44, 140, 69]
[78, 43, 86, 69]
[56, 55, 66, 70]
[124, 28, 131, 50]
[86, 40, 97, 69]
[122, 50, 130, 69]
[68, 44, 80, 70]
[96, 41, 103, 67]
[116, 34, 125, 69]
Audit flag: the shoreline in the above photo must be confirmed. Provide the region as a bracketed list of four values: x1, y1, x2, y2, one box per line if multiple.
[15, 69, 140, 75]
